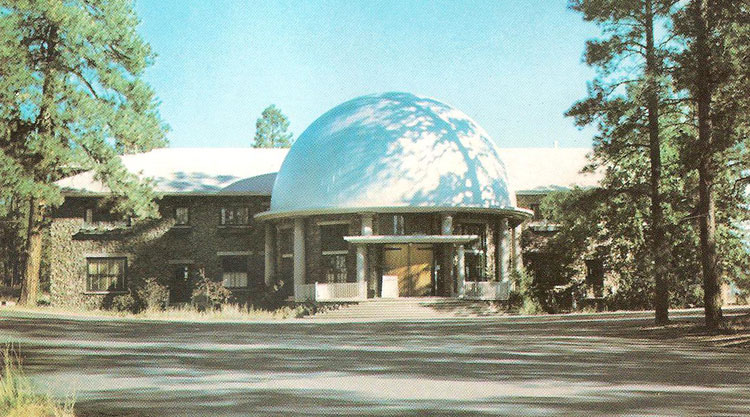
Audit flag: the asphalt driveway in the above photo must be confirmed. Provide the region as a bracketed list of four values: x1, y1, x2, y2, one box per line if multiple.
[1, 310, 749, 416]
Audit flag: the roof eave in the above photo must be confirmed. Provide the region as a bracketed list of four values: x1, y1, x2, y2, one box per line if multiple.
[254, 205, 533, 222]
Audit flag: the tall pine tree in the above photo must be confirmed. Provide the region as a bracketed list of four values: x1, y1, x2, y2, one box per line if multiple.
[0, 0, 168, 305]
[567, 0, 678, 324]
[672, 0, 750, 329]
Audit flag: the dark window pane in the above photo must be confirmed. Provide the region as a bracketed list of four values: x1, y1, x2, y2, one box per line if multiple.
[279, 229, 293, 255]
[221, 256, 248, 273]
[322, 254, 348, 283]
[320, 224, 348, 251]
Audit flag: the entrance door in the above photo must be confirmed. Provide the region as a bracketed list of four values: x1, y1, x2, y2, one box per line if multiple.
[169, 264, 192, 304]
[382, 244, 433, 297]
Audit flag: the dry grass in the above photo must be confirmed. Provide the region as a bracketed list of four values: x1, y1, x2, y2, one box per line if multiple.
[1, 302, 324, 323]
[0, 347, 75, 417]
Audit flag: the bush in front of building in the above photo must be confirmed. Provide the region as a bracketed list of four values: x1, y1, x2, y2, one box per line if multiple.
[110, 293, 140, 314]
[252, 278, 289, 310]
[508, 268, 545, 315]
[191, 275, 232, 311]
[136, 278, 170, 311]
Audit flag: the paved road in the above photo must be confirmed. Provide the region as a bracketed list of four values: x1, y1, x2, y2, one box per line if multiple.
[1, 310, 750, 416]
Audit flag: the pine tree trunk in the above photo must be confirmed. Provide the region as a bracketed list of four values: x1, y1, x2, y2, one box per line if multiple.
[20, 199, 43, 305]
[693, 0, 723, 330]
[645, 0, 670, 324]
[19, 25, 57, 306]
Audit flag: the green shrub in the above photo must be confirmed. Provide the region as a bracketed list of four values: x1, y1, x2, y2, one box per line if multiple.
[509, 268, 546, 314]
[519, 297, 545, 315]
[136, 278, 169, 311]
[110, 293, 139, 313]
[35, 293, 51, 307]
[191, 277, 231, 311]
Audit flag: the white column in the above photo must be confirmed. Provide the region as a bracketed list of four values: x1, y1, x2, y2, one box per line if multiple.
[264, 224, 275, 286]
[457, 244, 466, 297]
[356, 214, 373, 285]
[361, 214, 373, 236]
[293, 218, 305, 290]
[512, 224, 523, 273]
[498, 218, 510, 282]
[441, 214, 453, 235]
[356, 246, 366, 283]
[440, 214, 454, 296]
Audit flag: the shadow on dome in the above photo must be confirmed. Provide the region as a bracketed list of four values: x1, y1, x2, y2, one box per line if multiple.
[272, 92, 513, 211]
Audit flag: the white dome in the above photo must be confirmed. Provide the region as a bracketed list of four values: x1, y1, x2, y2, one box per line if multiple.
[269, 92, 519, 215]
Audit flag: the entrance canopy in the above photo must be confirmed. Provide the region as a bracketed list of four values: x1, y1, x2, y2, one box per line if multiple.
[344, 234, 478, 244]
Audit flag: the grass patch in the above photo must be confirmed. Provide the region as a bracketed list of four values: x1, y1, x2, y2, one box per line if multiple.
[0, 347, 75, 417]
[1, 301, 343, 323]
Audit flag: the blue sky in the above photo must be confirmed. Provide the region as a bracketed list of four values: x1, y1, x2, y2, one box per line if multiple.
[135, 0, 599, 148]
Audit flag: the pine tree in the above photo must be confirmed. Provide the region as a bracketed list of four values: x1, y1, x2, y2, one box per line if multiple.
[0, 0, 168, 305]
[672, 0, 750, 329]
[567, 0, 678, 324]
[252, 105, 293, 148]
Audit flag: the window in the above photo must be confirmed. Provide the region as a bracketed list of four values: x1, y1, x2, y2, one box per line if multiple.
[221, 256, 248, 287]
[175, 207, 189, 225]
[220, 207, 249, 225]
[457, 223, 488, 282]
[380, 215, 405, 235]
[380, 214, 432, 235]
[86, 258, 127, 292]
[529, 203, 542, 220]
[320, 223, 349, 283]
[278, 228, 293, 285]
[84, 208, 94, 224]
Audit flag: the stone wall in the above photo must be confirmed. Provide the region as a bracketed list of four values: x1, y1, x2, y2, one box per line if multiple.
[47, 195, 270, 308]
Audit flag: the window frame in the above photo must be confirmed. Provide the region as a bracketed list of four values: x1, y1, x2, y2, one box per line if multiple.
[86, 257, 127, 293]
[220, 206, 250, 226]
[174, 206, 190, 226]
[319, 223, 350, 283]
[456, 222, 488, 282]
[84, 208, 94, 224]
[220, 255, 249, 288]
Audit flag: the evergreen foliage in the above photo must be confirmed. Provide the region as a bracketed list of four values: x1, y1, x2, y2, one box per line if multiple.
[567, 0, 679, 323]
[0, 0, 168, 304]
[559, 0, 749, 325]
[252, 104, 293, 148]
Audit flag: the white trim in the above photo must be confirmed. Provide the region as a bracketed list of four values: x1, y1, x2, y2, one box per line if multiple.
[62, 191, 273, 197]
[84, 253, 130, 259]
[344, 234, 479, 244]
[255, 205, 533, 221]
[83, 291, 129, 295]
[217, 251, 252, 256]
[317, 220, 351, 226]
[457, 219, 489, 225]
[168, 259, 194, 264]
[322, 250, 349, 256]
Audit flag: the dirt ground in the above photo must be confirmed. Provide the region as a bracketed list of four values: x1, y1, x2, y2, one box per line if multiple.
[1, 307, 749, 416]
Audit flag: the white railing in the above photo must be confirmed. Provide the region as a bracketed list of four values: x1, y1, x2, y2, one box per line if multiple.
[295, 281, 367, 302]
[462, 281, 512, 300]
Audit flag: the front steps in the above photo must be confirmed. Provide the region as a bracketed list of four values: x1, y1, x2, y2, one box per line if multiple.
[306, 297, 507, 321]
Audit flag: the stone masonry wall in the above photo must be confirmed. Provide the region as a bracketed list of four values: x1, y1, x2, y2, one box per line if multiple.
[47, 195, 270, 308]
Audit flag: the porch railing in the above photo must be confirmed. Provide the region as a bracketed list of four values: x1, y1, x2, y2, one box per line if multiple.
[295, 281, 367, 302]
[462, 281, 512, 301]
